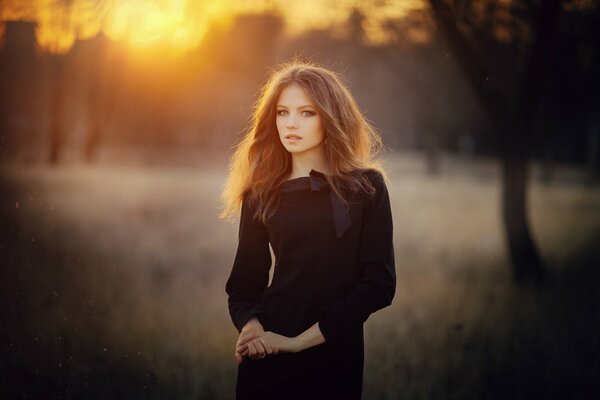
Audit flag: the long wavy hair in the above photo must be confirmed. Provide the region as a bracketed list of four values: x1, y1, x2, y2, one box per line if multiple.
[219, 61, 388, 224]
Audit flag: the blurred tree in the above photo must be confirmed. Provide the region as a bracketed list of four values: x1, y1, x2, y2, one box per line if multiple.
[380, 6, 484, 173]
[81, 33, 121, 163]
[427, 0, 567, 282]
[0, 21, 42, 162]
[189, 13, 285, 148]
[586, 94, 600, 185]
[534, 1, 600, 184]
[382, 7, 443, 174]
[48, 54, 66, 165]
[563, 2, 600, 186]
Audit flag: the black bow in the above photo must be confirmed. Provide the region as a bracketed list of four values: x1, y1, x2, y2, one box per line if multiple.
[308, 169, 351, 238]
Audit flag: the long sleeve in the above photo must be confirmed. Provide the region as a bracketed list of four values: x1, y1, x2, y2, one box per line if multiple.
[225, 193, 272, 333]
[317, 172, 396, 342]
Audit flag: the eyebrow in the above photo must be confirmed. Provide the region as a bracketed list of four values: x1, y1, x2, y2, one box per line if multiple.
[276, 105, 315, 109]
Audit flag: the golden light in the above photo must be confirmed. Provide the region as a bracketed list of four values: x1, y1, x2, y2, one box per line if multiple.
[105, 0, 220, 54]
[0, 0, 425, 55]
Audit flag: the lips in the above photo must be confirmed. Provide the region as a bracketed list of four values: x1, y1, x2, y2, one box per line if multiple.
[285, 134, 302, 140]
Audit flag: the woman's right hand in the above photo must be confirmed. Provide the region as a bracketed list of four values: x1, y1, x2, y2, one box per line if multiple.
[235, 317, 278, 363]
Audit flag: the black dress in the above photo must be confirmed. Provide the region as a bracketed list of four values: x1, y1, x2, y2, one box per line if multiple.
[225, 168, 396, 400]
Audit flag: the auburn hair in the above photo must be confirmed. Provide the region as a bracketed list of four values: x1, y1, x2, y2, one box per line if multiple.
[219, 60, 388, 224]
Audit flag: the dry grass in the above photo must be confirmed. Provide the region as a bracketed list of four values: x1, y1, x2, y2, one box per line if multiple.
[1, 151, 599, 399]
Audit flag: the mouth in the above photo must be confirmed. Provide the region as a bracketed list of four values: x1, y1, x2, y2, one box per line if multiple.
[285, 134, 302, 140]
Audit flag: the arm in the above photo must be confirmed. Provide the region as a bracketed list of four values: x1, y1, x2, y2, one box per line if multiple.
[295, 322, 326, 351]
[316, 172, 396, 343]
[239, 322, 325, 355]
[225, 193, 271, 333]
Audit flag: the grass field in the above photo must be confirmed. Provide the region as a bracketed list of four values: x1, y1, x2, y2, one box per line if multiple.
[1, 151, 599, 399]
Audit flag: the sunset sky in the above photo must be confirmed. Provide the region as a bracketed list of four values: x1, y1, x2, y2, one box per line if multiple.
[0, 0, 424, 55]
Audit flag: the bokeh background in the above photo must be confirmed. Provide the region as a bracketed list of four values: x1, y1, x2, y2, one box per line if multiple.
[1, 0, 599, 399]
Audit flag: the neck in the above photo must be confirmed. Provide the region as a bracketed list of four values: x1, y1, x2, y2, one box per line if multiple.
[289, 150, 328, 179]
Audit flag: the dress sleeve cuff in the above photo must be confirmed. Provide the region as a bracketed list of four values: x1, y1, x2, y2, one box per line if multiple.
[235, 305, 264, 333]
[317, 305, 335, 342]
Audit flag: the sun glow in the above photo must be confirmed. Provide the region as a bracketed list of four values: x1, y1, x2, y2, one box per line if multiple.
[0, 0, 424, 55]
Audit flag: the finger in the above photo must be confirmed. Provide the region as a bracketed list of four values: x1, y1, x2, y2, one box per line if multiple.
[235, 343, 248, 353]
[237, 331, 254, 345]
[259, 339, 274, 355]
[247, 341, 258, 358]
[236, 335, 256, 347]
[250, 340, 265, 358]
[236, 338, 250, 354]
[253, 339, 267, 357]
[238, 333, 254, 347]
[237, 333, 259, 350]
[235, 351, 243, 364]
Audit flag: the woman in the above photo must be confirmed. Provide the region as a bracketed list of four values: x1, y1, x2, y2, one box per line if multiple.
[220, 61, 396, 400]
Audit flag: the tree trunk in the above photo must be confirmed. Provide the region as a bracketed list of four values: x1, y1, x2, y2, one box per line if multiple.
[585, 99, 599, 186]
[428, 0, 563, 282]
[501, 153, 544, 281]
[49, 56, 65, 165]
[504, 0, 561, 281]
[84, 122, 102, 162]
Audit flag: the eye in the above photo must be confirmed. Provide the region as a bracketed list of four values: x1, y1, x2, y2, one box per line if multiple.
[276, 109, 288, 116]
[302, 110, 316, 117]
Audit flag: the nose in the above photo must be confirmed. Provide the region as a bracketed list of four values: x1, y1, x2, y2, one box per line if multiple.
[286, 114, 298, 130]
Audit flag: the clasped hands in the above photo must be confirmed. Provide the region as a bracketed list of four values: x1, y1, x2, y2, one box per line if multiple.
[235, 316, 302, 363]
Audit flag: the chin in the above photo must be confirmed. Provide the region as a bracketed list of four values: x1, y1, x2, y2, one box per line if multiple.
[282, 144, 301, 153]
[286, 148, 310, 154]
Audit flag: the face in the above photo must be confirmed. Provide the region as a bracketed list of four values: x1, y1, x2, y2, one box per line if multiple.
[276, 83, 325, 157]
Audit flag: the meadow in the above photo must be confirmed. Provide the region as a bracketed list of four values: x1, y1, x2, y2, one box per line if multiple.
[1, 151, 599, 399]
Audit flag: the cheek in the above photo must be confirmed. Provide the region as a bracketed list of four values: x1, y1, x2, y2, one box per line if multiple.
[312, 120, 324, 140]
[275, 118, 284, 134]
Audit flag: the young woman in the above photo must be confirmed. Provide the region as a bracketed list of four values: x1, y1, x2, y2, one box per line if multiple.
[220, 61, 396, 400]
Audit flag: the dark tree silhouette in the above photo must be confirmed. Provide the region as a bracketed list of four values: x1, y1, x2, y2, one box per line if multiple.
[427, 0, 566, 282]
[81, 33, 121, 162]
[0, 21, 40, 162]
[48, 54, 66, 165]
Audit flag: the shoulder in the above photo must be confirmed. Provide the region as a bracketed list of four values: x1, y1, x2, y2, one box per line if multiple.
[355, 170, 392, 222]
[362, 168, 385, 186]
[353, 168, 388, 195]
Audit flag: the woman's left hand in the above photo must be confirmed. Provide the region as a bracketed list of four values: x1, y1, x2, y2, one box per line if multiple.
[237, 331, 302, 357]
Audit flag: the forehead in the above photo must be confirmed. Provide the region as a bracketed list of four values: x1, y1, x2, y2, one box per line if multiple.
[276, 83, 315, 107]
